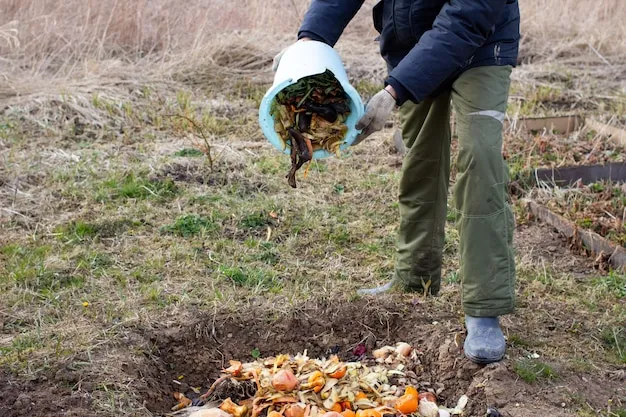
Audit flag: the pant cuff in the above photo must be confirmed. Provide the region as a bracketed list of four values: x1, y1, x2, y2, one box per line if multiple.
[463, 304, 515, 318]
[394, 271, 441, 295]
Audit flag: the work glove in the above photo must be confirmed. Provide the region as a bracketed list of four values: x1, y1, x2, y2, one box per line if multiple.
[353, 88, 397, 146]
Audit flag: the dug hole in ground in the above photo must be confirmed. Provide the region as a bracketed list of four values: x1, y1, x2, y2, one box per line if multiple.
[147, 302, 477, 417]
[122, 283, 623, 417]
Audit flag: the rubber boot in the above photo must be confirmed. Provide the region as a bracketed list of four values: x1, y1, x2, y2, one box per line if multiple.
[463, 315, 506, 364]
[356, 280, 395, 296]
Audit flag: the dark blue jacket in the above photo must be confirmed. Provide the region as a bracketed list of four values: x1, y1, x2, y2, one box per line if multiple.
[298, 0, 520, 105]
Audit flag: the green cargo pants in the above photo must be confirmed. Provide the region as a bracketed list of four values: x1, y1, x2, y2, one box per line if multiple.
[395, 65, 516, 317]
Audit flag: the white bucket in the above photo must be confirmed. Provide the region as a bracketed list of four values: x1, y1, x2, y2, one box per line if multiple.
[258, 40, 365, 159]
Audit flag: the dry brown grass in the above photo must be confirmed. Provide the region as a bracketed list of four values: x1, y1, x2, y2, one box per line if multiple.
[0, 0, 622, 136]
[518, 0, 626, 63]
[2, 0, 624, 83]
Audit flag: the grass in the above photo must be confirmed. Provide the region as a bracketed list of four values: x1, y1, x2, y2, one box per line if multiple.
[600, 327, 626, 363]
[174, 148, 205, 157]
[95, 173, 178, 202]
[160, 214, 218, 237]
[513, 358, 559, 383]
[219, 265, 280, 291]
[508, 334, 541, 349]
[594, 271, 626, 299]
[1, 81, 625, 417]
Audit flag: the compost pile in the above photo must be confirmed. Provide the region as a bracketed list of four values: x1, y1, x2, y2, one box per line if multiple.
[169, 342, 469, 417]
[271, 70, 352, 188]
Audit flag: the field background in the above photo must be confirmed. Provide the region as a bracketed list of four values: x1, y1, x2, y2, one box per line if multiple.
[1, 1, 625, 417]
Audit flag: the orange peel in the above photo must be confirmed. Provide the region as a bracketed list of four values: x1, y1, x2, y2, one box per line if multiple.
[172, 392, 192, 411]
[326, 365, 347, 379]
[224, 360, 243, 377]
[303, 371, 325, 393]
[220, 398, 248, 417]
[395, 394, 418, 415]
[330, 403, 343, 413]
[356, 410, 381, 417]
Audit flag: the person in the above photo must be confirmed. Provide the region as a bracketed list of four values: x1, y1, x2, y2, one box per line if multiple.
[274, 0, 520, 365]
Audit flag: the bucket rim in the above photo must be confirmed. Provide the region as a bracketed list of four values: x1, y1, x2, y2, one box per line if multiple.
[258, 69, 365, 160]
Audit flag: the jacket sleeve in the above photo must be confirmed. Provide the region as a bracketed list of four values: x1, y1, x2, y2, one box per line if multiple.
[297, 0, 365, 46]
[386, 0, 509, 105]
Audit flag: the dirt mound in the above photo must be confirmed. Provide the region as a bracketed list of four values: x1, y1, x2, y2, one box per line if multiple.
[0, 370, 95, 417]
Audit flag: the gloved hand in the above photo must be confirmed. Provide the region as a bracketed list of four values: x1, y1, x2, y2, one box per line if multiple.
[353, 87, 397, 146]
[272, 37, 312, 72]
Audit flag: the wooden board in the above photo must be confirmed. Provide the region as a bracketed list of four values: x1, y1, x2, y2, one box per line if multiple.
[586, 118, 626, 147]
[506, 115, 584, 134]
[523, 199, 626, 272]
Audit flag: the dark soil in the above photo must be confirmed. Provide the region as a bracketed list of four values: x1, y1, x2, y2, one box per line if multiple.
[0, 370, 96, 417]
[140, 300, 468, 416]
[513, 222, 599, 275]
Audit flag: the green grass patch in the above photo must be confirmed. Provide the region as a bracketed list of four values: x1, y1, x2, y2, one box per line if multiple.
[239, 212, 270, 229]
[140, 283, 178, 307]
[161, 214, 218, 237]
[594, 271, 626, 299]
[95, 173, 178, 202]
[513, 358, 558, 383]
[354, 79, 382, 100]
[329, 226, 352, 245]
[74, 251, 113, 271]
[250, 242, 280, 266]
[509, 334, 540, 348]
[220, 265, 280, 291]
[600, 327, 626, 363]
[0, 244, 83, 293]
[445, 271, 460, 284]
[131, 269, 162, 284]
[0, 333, 45, 367]
[569, 357, 594, 373]
[174, 148, 204, 157]
[56, 220, 99, 243]
[56, 218, 140, 243]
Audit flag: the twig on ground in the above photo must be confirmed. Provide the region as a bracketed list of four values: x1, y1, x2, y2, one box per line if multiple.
[587, 43, 612, 66]
[1, 207, 29, 220]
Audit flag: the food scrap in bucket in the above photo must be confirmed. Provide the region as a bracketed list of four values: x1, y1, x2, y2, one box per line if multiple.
[168, 342, 470, 417]
[270, 70, 352, 188]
